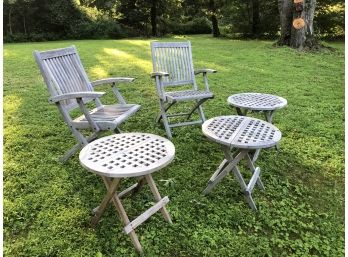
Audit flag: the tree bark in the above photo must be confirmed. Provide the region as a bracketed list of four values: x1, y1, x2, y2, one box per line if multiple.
[209, 0, 220, 37]
[150, 0, 157, 36]
[211, 14, 220, 37]
[9, 8, 13, 35]
[23, 15, 27, 35]
[251, 0, 260, 37]
[278, 0, 317, 49]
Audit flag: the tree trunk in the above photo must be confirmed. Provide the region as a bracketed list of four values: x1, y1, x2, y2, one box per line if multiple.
[23, 15, 27, 35]
[278, 0, 317, 49]
[9, 8, 13, 35]
[211, 14, 220, 37]
[150, 0, 157, 37]
[251, 0, 260, 37]
[209, 0, 220, 37]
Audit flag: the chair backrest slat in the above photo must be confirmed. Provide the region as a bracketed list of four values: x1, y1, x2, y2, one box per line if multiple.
[34, 46, 94, 111]
[151, 42, 196, 88]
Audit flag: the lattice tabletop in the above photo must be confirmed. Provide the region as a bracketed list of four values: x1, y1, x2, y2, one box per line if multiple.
[79, 133, 175, 178]
[227, 93, 287, 111]
[202, 116, 282, 149]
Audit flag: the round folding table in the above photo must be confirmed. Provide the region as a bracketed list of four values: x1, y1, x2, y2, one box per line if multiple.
[202, 115, 282, 210]
[79, 133, 175, 252]
[228, 93, 287, 123]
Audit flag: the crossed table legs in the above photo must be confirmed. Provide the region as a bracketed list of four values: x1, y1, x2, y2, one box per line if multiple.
[203, 145, 265, 210]
[91, 174, 172, 253]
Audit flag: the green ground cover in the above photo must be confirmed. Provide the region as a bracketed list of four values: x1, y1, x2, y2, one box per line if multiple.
[4, 35, 344, 256]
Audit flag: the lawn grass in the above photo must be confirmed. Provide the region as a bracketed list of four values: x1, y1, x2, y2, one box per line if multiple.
[4, 35, 344, 256]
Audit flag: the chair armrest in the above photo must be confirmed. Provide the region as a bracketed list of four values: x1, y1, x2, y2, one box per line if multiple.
[151, 71, 169, 78]
[91, 77, 135, 87]
[194, 69, 217, 75]
[49, 92, 105, 103]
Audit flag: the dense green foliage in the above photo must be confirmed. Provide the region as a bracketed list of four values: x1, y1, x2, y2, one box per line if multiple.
[3, 0, 344, 42]
[4, 36, 344, 256]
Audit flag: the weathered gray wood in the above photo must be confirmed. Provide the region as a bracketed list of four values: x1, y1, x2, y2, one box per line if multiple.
[48, 92, 105, 103]
[245, 152, 265, 190]
[111, 84, 126, 104]
[202, 116, 282, 150]
[165, 90, 214, 103]
[230, 166, 247, 191]
[228, 93, 287, 111]
[246, 167, 260, 193]
[168, 120, 203, 128]
[150, 41, 216, 139]
[251, 149, 261, 163]
[187, 98, 211, 120]
[91, 178, 120, 228]
[194, 69, 217, 75]
[202, 116, 282, 210]
[79, 133, 176, 178]
[91, 77, 135, 87]
[228, 93, 286, 162]
[118, 182, 139, 198]
[92, 178, 146, 214]
[102, 177, 143, 253]
[203, 149, 248, 195]
[264, 110, 275, 123]
[33, 46, 141, 162]
[158, 99, 173, 139]
[235, 107, 248, 116]
[167, 112, 190, 118]
[80, 133, 175, 253]
[124, 196, 170, 234]
[150, 71, 169, 78]
[145, 174, 172, 223]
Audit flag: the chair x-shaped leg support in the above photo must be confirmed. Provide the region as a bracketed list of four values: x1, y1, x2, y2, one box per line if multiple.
[203, 146, 265, 210]
[91, 174, 172, 253]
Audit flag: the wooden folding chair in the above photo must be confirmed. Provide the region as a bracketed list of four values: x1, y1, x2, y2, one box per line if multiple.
[34, 46, 141, 162]
[150, 41, 216, 139]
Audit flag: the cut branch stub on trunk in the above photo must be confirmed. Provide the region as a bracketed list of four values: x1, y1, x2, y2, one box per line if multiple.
[293, 18, 305, 29]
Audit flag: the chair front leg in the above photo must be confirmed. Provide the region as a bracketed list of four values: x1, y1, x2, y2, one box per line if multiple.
[158, 99, 173, 139]
[156, 101, 176, 123]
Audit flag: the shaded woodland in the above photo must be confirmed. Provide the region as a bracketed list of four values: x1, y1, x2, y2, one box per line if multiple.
[3, 0, 344, 43]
